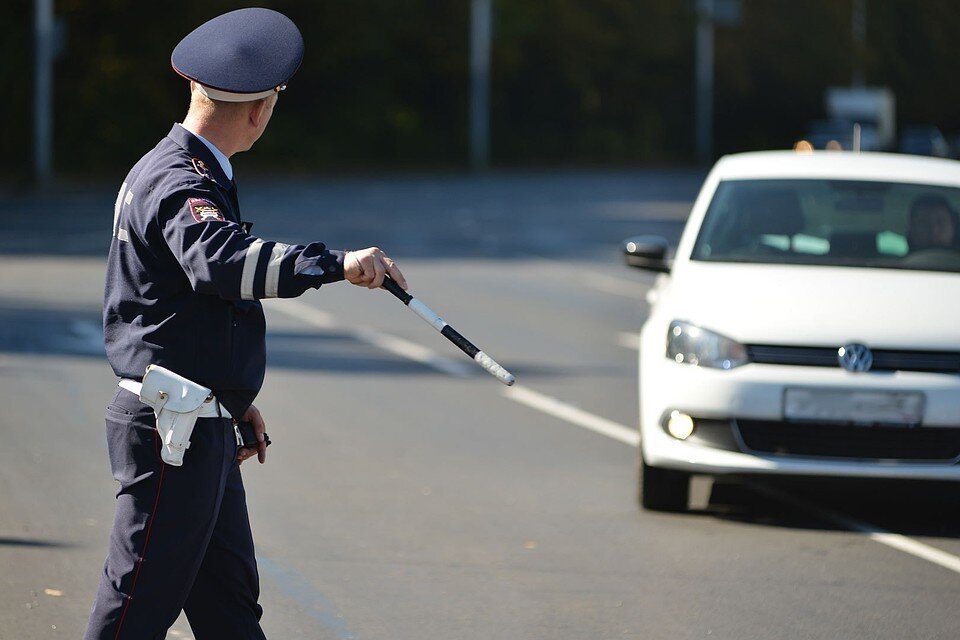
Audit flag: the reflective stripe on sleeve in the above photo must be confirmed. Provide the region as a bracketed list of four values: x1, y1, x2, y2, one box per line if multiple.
[263, 242, 289, 298]
[240, 239, 264, 300]
[113, 182, 127, 238]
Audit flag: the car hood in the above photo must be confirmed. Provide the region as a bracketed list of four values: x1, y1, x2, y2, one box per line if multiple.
[659, 262, 960, 349]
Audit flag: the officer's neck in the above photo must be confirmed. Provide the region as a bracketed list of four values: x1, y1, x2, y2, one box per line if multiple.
[182, 113, 246, 158]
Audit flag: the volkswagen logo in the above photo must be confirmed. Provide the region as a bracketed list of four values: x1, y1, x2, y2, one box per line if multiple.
[838, 343, 873, 372]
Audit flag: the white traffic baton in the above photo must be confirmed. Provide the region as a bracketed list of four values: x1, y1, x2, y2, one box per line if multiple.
[381, 276, 516, 386]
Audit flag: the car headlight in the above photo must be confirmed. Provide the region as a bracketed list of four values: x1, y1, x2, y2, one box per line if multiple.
[666, 320, 749, 370]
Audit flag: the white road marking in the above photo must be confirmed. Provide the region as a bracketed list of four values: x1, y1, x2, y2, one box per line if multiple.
[503, 385, 639, 447]
[505, 382, 960, 577]
[353, 326, 472, 377]
[516, 251, 652, 299]
[581, 273, 645, 298]
[273, 299, 473, 378]
[270, 299, 337, 329]
[508, 382, 960, 576]
[273, 297, 960, 578]
[750, 483, 960, 576]
[867, 533, 960, 574]
[618, 332, 640, 350]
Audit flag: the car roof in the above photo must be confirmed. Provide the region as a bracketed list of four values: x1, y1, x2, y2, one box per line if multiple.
[713, 151, 960, 187]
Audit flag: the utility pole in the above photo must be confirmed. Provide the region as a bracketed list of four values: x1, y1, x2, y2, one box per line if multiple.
[34, 0, 54, 184]
[469, 0, 492, 170]
[851, 0, 866, 86]
[694, 0, 739, 164]
[694, 0, 714, 165]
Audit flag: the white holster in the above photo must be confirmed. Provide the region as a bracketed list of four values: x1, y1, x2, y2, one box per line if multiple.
[118, 365, 221, 466]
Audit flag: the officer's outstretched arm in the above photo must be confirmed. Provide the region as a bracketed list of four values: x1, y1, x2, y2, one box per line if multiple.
[161, 192, 346, 300]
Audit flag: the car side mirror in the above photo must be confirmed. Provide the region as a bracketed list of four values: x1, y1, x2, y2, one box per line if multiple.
[622, 235, 672, 273]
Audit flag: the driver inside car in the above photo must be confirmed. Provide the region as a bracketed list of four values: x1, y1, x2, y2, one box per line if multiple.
[907, 194, 959, 252]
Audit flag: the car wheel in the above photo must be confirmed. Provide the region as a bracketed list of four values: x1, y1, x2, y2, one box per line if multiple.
[638, 449, 690, 512]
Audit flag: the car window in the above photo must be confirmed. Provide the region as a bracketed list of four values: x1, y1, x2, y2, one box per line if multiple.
[691, 179, 960, 272]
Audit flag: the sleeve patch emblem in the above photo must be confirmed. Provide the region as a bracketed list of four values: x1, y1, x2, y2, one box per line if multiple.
[188, 198, 225, 223]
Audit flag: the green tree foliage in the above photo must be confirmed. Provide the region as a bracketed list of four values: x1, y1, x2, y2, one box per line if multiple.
[4, 0, 960, 179]
[712, 0, 960, 153]
[492, 0, 694, 163]
[714, 1, 851, 153]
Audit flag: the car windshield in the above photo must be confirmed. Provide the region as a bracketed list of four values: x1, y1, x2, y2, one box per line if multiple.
[691, 178, 960, 273]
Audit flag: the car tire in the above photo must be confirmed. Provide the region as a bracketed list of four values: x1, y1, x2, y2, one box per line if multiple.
[638, 449, 690, 512]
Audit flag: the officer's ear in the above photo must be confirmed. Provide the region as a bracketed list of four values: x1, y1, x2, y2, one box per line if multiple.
[248, 97, 273, 129]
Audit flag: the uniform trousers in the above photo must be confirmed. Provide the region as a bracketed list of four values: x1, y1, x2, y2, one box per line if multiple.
[84, 388, 266, 639]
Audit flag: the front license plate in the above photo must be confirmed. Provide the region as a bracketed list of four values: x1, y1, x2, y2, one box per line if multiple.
[784, 388, 924, 425]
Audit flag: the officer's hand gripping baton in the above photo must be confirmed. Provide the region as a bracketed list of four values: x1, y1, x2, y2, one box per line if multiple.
[381, 277, 516, 386]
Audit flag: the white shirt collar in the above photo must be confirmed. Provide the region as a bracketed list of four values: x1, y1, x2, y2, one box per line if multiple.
[176, 123, 233, 181]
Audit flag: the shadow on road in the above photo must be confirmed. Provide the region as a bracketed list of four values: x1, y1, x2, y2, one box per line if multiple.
[0, 171, 700, 260]
[0, 300, 576, 380]
[0, 537, 75, 549]
[266, 330, 617, 379]
[693, 476, 960, 540]
[0, 302, 105, 358]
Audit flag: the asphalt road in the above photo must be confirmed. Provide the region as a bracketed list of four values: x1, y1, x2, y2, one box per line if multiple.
[1, 170, 959, 639]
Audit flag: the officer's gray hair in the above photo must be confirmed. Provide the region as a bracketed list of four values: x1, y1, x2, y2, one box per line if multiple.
[188, 84, 269, 120]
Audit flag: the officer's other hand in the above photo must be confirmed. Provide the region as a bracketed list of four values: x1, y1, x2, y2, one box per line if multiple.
[344, 247, 408, 290]
[237, 404, 267, 465]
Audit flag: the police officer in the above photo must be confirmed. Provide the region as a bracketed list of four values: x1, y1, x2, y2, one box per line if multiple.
[85, 8, 407, 639]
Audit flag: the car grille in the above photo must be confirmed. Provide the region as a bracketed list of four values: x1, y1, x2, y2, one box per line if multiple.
[746, 345, 960, 374]
[736, 419, 960, 462]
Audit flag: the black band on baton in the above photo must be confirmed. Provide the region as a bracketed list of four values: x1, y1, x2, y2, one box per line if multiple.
[439, 325, 480, 359]
[382, 277, 413, 304]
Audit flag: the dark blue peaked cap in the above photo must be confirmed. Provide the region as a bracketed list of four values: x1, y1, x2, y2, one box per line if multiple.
[171, 8, 304, 102]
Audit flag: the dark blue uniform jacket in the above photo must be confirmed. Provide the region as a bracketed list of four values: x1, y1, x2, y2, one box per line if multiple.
[104, 124, 344, 417]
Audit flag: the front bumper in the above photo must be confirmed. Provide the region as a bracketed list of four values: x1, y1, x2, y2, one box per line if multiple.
[639, 344, 960, 480]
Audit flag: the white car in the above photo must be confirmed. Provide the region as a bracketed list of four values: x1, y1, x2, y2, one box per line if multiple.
[624, 150, 960, 511]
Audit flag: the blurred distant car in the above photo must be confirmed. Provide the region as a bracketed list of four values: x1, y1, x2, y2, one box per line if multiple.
[623, 151, 960, 511]
[802, 119, 880, 151]
[899, 125, 950, 157]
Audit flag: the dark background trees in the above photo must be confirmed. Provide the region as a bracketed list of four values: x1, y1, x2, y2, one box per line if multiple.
[4, 0, 960, 179]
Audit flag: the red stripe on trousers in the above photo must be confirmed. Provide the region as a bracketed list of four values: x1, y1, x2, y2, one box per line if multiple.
[113, 431, 167, 640]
